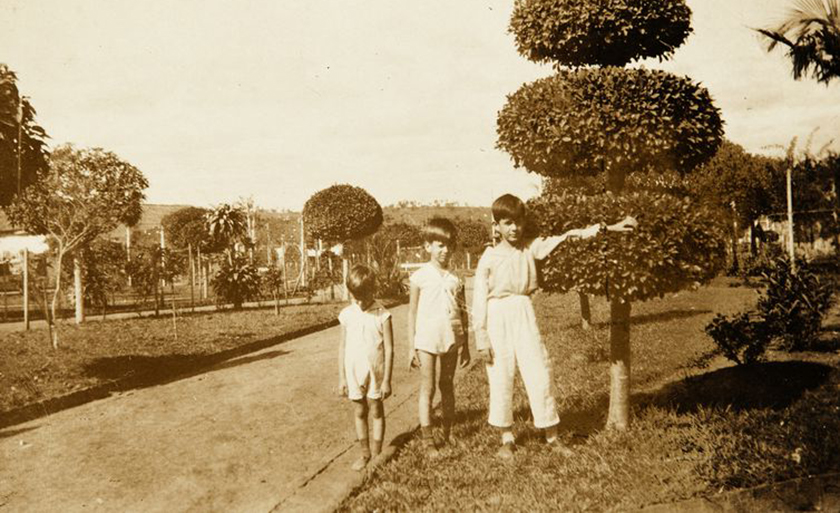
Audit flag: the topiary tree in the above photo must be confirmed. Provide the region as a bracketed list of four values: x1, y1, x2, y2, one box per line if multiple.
[497, 0, 726, 429]
[302, 184, 383, 300]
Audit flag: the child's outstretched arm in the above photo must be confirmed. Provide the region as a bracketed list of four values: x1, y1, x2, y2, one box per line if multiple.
[531, 215, 639, 260]
[382, 316, 394, 399]
[337, 325, 348, 397]
[407, 284, 421, 369]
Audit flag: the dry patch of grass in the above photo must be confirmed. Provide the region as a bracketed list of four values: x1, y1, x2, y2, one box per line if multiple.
[0, 303, 345, 413]
[341, 279, 840, 511]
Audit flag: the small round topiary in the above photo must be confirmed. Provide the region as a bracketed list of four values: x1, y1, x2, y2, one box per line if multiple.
[496, 67, 723, 181]
[510, 0, 692, 67]
[302, 184, 383, 243]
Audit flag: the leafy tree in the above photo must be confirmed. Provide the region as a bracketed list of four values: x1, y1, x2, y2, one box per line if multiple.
[497, 0, 725, 429]
[757, 0, 840, 85]
[5, 144, 147, 347]
[0, 64, 48, 207]
[161, 206, 215, 251]
[303, 184, 383, 299]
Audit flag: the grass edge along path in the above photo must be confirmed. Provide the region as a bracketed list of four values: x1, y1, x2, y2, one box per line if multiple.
[0, 298, 406, 430]
[340, 280, 840, 512]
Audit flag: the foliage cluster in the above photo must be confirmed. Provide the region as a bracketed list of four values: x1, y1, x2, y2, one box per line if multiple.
[302, 184, 383, 243]
[529, 186, 728, 301]
[706, 258, 835, 364]
[510, 0, 692, 66]
[757, 0, 840, 85]
[212, 255, 261, 309]
[62, 240, 128, 314]
[497, 68, 723, 181]
[0, 64, 48, 207]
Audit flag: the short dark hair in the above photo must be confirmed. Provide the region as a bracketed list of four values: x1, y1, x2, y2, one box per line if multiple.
[422, 217, 457, 248]
[346, 264, 376, 300]
[491, 194, 527, 223]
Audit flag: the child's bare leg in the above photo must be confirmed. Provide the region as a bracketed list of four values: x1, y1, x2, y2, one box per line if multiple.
[438, 348, 459, 442]
[370, 398, 385, 458]
[417, 350, 440, 455]
[352, 399, 371, 470]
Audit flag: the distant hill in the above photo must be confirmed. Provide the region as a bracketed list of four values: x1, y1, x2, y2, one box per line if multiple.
[383, 205, 491, 225]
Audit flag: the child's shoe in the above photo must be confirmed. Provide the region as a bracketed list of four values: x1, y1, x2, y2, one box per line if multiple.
[423, 437, 441, 457]
[351, 455, 370, 471]
[496, 441, 515, 461]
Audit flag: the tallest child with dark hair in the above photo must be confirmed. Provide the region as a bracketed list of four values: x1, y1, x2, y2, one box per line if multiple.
[472, 194, 636, 459]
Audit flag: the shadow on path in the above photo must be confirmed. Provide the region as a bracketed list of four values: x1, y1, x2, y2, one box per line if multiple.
[0, 425, 39, 440]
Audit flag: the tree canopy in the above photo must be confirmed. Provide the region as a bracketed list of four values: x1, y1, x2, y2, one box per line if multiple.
[302, 184, 383, 243]
[0, 64, 48, 207]
[511, 0, 692, 66]
[497, 68, 723, 185]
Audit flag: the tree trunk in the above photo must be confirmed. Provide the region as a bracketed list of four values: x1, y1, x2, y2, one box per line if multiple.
[74, 256, 85, 324]
[578, 292, 591, 330]
[606, 299, 631, 430]
[50, 249, 65, 349]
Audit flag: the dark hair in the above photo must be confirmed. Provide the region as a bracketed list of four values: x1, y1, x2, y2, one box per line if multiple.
[422, 217, 457, 248]
[346, 264, 376, 300]
[491, 194, 527, 223]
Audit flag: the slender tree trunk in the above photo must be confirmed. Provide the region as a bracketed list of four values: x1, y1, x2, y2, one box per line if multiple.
[606, 299, 631, 429]
[606, 167, 631, 429]
[578, 292, 591, 330]
[74, 256, 85, 324]
[50, 249, 66, 349]
[342, 258, 349, 301]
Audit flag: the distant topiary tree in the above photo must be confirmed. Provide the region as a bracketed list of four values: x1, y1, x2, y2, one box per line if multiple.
[303, 184, 383, 299]
[496, 0, 726, 428]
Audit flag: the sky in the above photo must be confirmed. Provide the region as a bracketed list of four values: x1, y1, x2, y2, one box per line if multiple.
[1, 0, 838, 211]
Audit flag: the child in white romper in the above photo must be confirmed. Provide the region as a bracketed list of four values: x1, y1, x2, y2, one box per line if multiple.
[338, 264, 394, 471]
[408, 218, 470, 455]
[472, 194, 636, 459]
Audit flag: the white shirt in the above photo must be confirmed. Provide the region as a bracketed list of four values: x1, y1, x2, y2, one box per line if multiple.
[410, 263, 464, 354]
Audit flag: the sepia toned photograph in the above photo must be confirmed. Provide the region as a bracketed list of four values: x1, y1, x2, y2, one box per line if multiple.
[1, 1, 840, 511]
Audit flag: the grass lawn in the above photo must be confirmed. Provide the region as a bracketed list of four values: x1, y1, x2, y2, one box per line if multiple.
[0, 302, 348, 414]
[341, 278, 840, 512]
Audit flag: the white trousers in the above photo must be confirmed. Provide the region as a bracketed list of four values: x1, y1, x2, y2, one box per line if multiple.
[485, 295, 559, 429]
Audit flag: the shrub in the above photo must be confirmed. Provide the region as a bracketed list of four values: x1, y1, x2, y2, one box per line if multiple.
[706, 257, 836, 361]
[758, 258, 834, 351]
[705, 311, 771, 365]
[212, 256, 261, 309]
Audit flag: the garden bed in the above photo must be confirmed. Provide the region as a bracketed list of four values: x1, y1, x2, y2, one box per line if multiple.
[0, 300, 383, 425]
[341, 279, 840, 511]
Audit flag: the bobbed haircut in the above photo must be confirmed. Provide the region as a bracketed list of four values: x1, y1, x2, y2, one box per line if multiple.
[422, 217, 458, 248]
[492, 194, 527, 222]
[346, 264, 376, 300]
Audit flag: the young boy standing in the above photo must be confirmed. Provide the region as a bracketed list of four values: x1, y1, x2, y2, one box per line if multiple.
[472, 194, 635, 459]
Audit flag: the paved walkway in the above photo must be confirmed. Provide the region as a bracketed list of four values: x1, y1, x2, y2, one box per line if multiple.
[0, 303, 423, 512]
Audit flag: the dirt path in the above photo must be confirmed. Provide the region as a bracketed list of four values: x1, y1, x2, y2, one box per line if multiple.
[0, 303, 417, 512]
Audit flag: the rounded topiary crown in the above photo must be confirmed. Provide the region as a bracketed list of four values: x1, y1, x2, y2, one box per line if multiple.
[302, 184, 383, 243]
[496, 67, 724, 181]
[510, 0, 692, 67]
